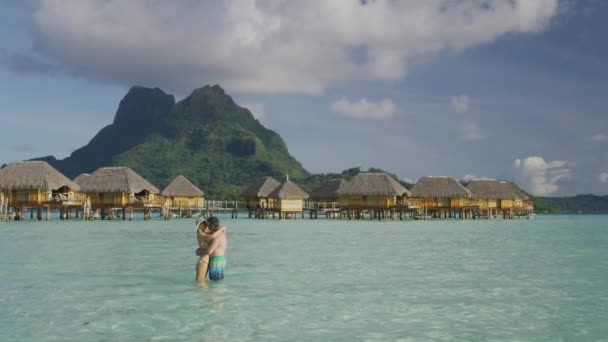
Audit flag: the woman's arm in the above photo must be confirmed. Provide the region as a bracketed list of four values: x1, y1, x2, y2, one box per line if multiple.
[206, 234, 222, 256]
[198, 227, 225, 240]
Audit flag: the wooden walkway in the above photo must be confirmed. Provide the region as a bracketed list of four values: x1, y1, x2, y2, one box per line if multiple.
[0, 198, 533, 222]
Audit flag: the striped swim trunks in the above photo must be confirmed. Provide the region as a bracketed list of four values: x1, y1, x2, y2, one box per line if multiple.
[208, 256, 225, 281]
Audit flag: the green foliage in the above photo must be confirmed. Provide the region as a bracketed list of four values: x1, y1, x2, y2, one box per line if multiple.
[533, 194, 608, 213]
[37, 85, 307, 199]
[528, 196, 566, 213]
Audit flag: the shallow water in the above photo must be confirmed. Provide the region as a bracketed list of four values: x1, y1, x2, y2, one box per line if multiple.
[1, 215, 607, 341]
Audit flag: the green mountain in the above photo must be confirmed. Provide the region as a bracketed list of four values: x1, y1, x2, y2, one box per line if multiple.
[533, 195, 608, 213]
[34, 85, 308, 198]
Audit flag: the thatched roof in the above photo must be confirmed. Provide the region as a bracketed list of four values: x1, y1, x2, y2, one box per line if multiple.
[241, 176, 281, 197]
[410, 176, 471, 198]
[338, 173, 411, 196]
[466, 179, 529, 200]
[73, 173, 90, 184]
[269, 179, 309, 199]
[0, 161, 80, 191]
[161, 175, 204, 197]
[78, 167, 159, 194]
[310, 179, 347, 199]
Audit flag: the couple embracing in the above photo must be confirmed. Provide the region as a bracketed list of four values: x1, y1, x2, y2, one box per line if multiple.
[195, 216, 228, 283]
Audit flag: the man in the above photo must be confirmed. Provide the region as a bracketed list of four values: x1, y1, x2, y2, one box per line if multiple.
[199, 216, 227, 281]
[195, 217, 225, 283]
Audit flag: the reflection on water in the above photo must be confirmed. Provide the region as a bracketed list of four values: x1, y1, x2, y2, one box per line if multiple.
[1, 215, 608, 340]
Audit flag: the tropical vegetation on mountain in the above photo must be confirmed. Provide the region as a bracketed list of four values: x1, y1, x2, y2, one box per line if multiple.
[34, 85, 307, 198]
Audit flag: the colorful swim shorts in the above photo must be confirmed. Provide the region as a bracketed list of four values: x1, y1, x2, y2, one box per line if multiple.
[208, 256, 225, 281]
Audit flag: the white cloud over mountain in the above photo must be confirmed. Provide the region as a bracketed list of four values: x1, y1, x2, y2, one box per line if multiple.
[330, 97, 396, 120]
[513, 156, 570, 196]
[29, 0, 560, 94]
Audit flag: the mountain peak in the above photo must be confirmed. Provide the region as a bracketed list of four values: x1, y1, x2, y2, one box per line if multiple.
[211, 84, 225, 93]
[113, 86, 175, 125]
[190, 84, 228, 98]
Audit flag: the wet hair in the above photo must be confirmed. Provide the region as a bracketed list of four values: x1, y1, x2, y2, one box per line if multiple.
[207, 216, 220, 228]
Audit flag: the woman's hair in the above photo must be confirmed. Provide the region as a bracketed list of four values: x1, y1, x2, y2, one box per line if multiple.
[207, 216, 220, 228]
[195, 217, 207, 228]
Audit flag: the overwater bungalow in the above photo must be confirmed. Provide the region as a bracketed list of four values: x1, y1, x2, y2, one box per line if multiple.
[73, 173, 90, 184]
[337, 173, 411, 219]
[241, 176, 281, 215]
[161, 175, 205, 217]
[466, 179, 533, 218]
[76, 167, 162, 220]
[268, 179, 309, 219]
[0, 191, 6, 221]
[309, 178, 347, 212]
[0, 161, 85, 220]
[410, 176, 472, 219]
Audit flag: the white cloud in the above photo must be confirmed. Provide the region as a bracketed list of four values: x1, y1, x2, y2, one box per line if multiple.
[461, 122, 486, 141]
[462, 174, 478, 182]
[600, 172, 608, 183]
[330, 97, 396, 120]
[513, 156, 570, 196]
[591, 133, 606, 142]
[451, 95, 470, 113]
[513, 158, 522, 169]
[402, 177, 414, 184]
[28, 0, 560, 94]
[242, 102, 268, 125]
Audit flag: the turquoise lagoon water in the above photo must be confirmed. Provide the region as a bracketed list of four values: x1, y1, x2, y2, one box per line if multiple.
[1, 215, 607, 341]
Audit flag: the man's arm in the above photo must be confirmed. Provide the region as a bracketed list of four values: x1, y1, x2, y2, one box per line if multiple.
[198, 227, 225, 240]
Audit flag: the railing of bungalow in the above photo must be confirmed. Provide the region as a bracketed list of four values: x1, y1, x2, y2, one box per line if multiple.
[136, 196, 166, 207]
[52, 192, 87, 205]
[171, 199, 203, 208]
[205, 200, 245, 211]
[406, 199, 422, 208]
[304, 201, 340, 210]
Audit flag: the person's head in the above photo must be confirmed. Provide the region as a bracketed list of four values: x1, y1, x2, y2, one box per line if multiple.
[207, 216, 220, 230]
[195, 217, 207, 230]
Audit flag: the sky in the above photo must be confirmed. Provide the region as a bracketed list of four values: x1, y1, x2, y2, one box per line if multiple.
[0, 0, 607, 196]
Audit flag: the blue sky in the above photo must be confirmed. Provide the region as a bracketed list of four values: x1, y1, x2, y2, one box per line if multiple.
[1, 0, 607, 196]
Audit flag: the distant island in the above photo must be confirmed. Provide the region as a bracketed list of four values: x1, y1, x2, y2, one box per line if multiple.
[23, 84, 608, 214]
